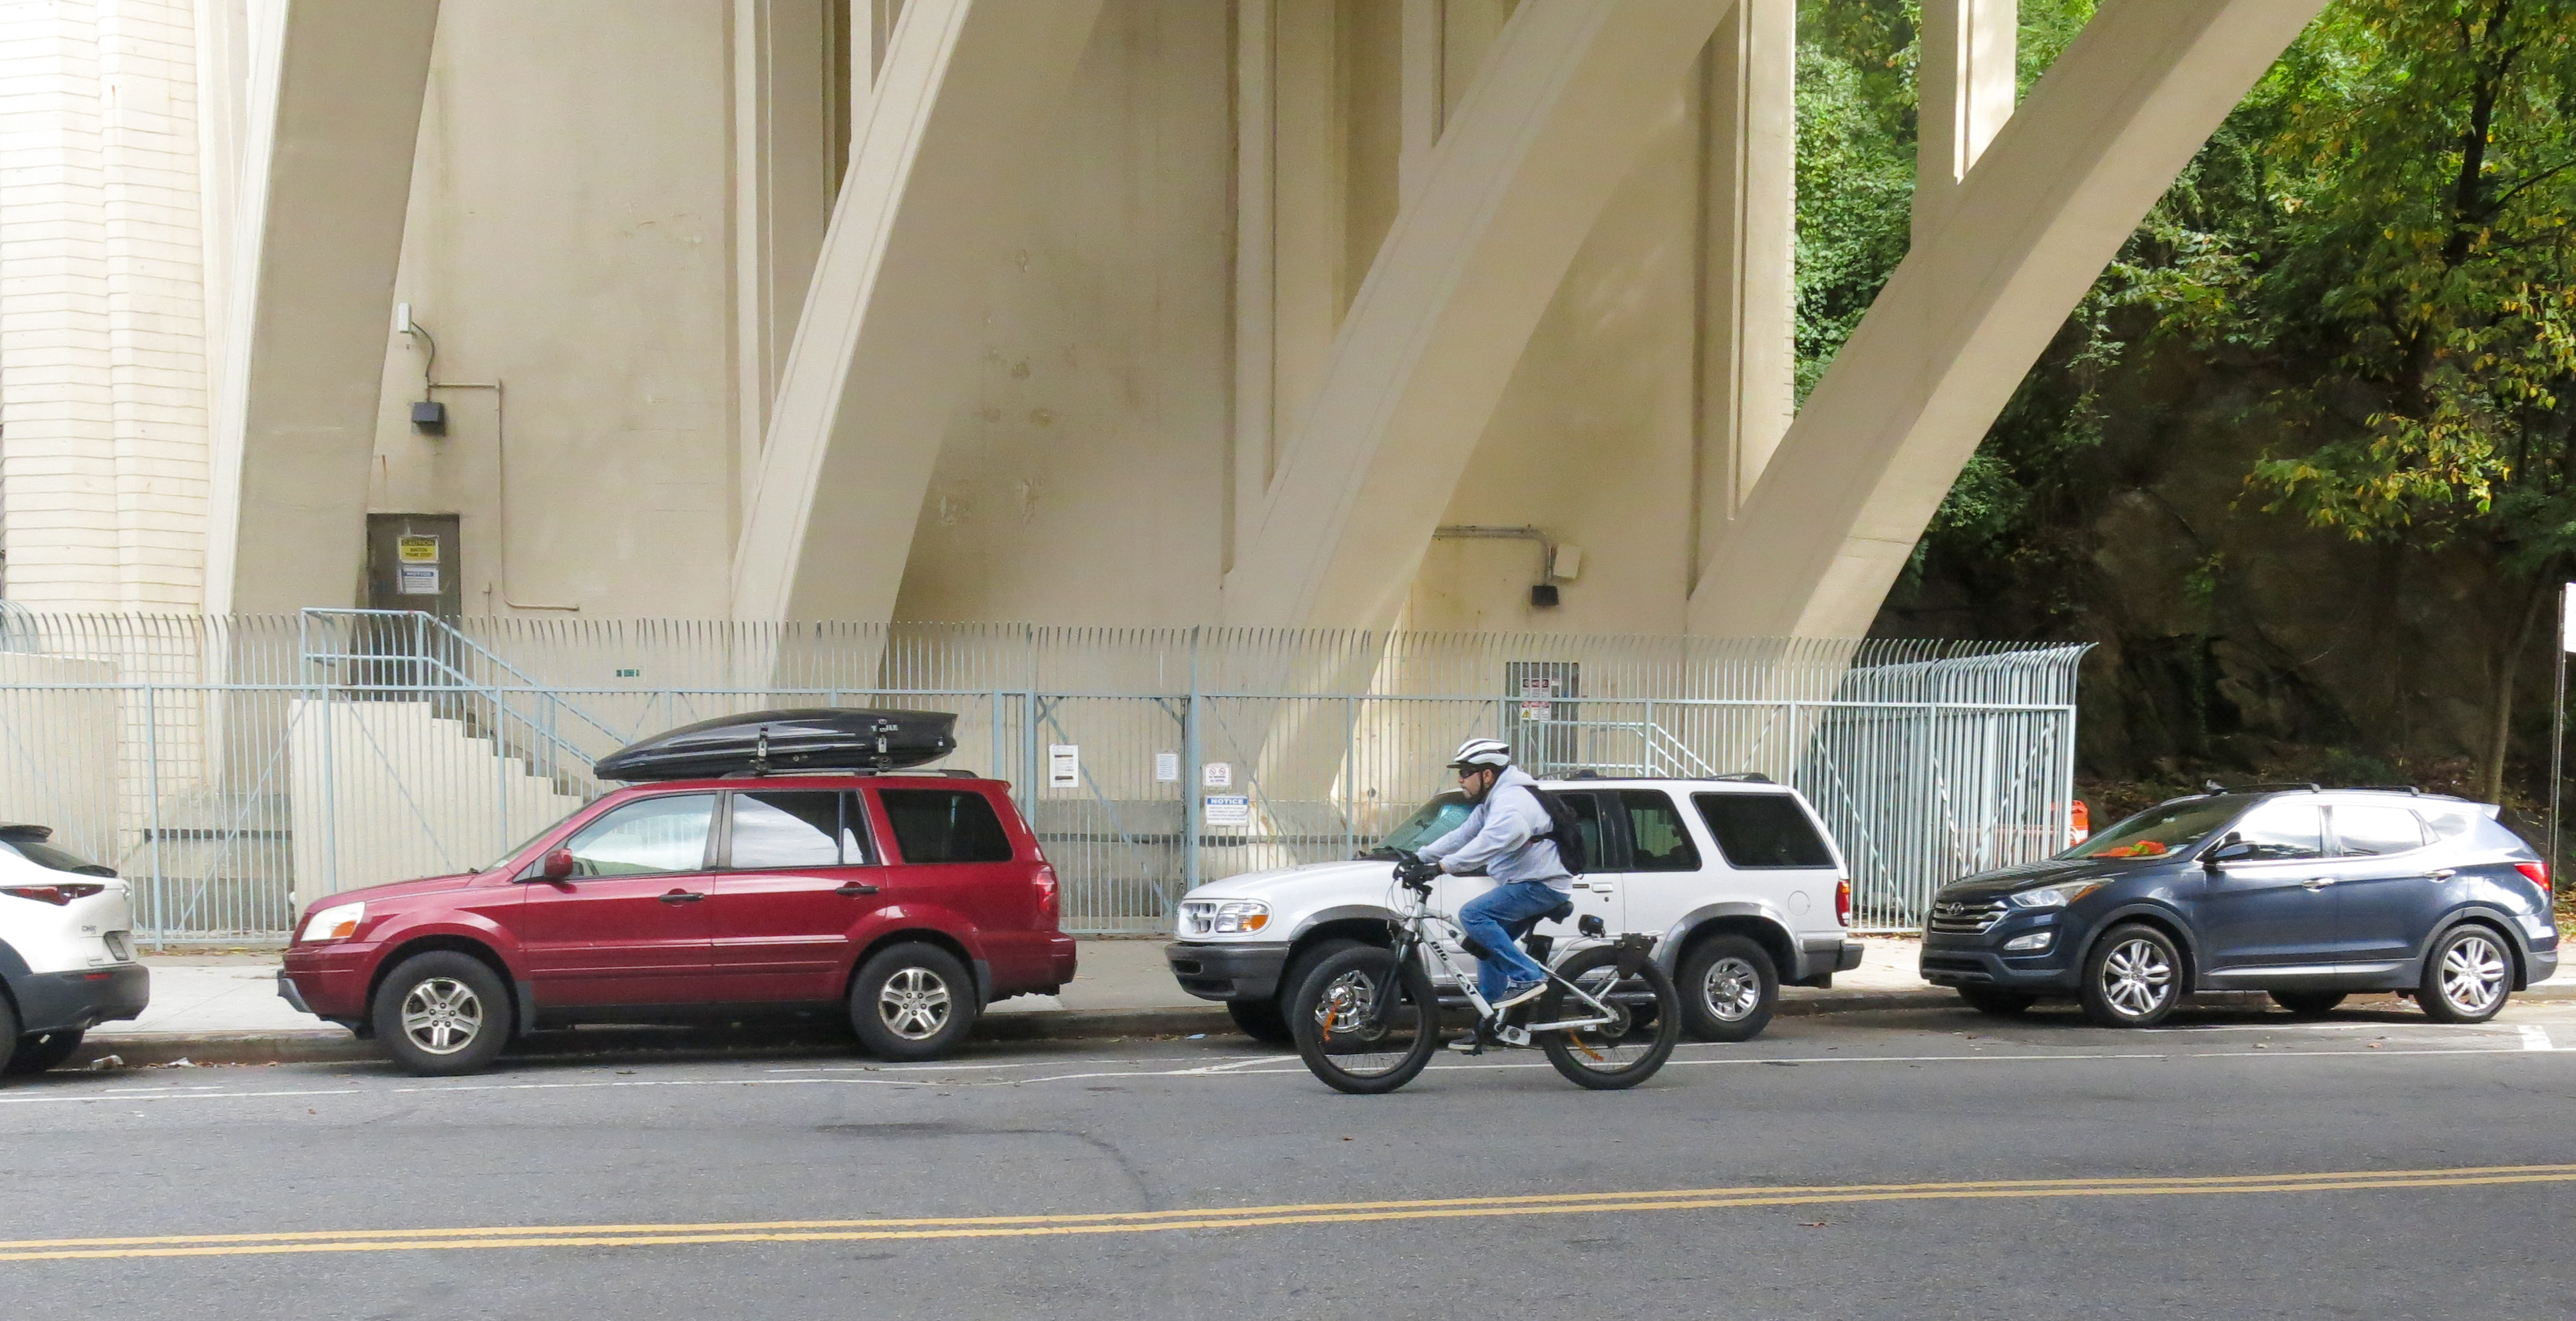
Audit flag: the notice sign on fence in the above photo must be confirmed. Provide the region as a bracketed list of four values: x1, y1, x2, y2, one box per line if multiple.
[1202, 761, 1232, 788]
[1155, 751, 1180, 783]
[1203, 795, 1251, 828]
[1048, 744, 1080, 787]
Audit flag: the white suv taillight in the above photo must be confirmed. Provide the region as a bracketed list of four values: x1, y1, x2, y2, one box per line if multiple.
[1835, 878, 1852, 928]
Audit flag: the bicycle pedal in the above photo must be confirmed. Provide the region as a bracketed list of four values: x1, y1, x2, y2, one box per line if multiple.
[1497, 1025, 1532, 1048]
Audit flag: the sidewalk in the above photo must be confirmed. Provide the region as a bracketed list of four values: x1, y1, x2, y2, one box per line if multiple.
[83, 934, 2572, 1068]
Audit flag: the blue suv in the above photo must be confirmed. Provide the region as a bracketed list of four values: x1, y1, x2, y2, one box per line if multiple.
[1919, 787, 2559, 1027]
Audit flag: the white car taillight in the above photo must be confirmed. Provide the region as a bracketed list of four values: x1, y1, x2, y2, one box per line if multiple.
[0, 882, 106, 906]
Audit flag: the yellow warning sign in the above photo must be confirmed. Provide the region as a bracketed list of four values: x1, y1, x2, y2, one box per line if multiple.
[397, 535, 441, 563]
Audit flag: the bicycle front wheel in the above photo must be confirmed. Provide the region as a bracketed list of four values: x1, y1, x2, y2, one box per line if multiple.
[1290, 945, 1439, 1095]
[1538, 946, 1681, 1090]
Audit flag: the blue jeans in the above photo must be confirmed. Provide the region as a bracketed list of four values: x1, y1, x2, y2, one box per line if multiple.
[1457, 880, 1564, 1004]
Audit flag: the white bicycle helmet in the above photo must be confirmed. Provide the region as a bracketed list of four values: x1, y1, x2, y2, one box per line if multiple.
[1449, 737, 1512, 771]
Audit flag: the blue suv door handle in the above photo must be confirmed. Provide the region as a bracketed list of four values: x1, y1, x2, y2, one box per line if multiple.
[2422, 868, 2457, 880]
[2301, 876, 2336, 890]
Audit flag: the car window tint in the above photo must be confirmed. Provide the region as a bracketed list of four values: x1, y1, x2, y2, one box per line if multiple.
[730, 791, 856, 869]
[1694, 793, 1833, 868]
[2334, 805, 2427, 858]
[2420, 807, 2478, 841]
[1555, 791, 1616, 870]
[0, 836, 115, 877]
[1620, 791, 1700, 872]
[562, 794, 715, 876]
[880, 789, 1014, 864]
[2229, 801, 2326, 860]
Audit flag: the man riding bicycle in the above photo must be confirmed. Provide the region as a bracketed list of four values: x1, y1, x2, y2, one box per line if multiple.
[1405, 738, 1572, 1050]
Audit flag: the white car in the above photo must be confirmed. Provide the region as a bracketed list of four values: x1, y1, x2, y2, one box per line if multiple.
[0, 824, 148, 1077]
[1165, 775, 1863, 1043]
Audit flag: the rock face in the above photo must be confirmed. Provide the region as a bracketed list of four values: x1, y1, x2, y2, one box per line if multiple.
[1872, 347, 2541, 792]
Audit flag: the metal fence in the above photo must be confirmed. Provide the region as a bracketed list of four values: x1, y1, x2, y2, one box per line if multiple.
[0, 612, 2085, 942]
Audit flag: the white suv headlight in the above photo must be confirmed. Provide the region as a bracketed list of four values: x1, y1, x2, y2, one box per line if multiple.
[1180, 900, 1270, 936]
[300, 901, 366, 943]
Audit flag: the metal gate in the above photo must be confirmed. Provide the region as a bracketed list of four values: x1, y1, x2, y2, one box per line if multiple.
[0, 614, 2085, 941]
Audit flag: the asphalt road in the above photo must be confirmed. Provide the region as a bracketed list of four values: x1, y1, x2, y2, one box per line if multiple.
[5, 998, 2575, 1320]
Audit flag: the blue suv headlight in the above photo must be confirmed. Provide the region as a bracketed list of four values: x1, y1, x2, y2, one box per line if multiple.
[2009, 880, 2107, 911]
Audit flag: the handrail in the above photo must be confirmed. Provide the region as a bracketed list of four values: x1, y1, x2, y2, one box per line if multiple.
[297, 608, 623, 771]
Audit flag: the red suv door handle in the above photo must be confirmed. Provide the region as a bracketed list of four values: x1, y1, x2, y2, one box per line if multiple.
[834, 882, 882, 897]
[659, 889, 705, 904]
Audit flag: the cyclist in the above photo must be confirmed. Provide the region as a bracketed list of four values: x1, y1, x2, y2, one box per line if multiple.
[1405, 737, 1572, 1049]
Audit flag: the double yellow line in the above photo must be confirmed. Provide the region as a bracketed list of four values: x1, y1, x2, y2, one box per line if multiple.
[7, 1163, 2570, 1263]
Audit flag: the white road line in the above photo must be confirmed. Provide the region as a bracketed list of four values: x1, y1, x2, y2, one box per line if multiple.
[0, 1087, 363, 1107]
[5, 1039, 2571, 1109]
[2521, 1024, 2555, 1051]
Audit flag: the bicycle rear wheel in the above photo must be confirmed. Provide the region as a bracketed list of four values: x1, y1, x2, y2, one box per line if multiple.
[1290, 945, 1439, 1095]
[1537, 946, 1681, 1090]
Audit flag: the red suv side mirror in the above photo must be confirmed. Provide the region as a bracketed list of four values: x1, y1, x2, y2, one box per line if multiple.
[539, 848, 576, 882]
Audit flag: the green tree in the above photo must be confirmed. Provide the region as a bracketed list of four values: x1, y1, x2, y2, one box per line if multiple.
[2235, 0, 2576, 800]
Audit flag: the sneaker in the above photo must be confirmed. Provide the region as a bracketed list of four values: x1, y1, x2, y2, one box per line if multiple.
[1493, 980, 1548, 1011]
[1446, 1032, 1485, 1055]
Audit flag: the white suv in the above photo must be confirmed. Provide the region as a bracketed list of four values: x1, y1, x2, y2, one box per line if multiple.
[0, 825, 149, 1077]
[1165, 776, 1863, 1043]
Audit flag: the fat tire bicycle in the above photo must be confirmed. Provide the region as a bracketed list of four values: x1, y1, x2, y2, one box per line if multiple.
[1288, 856, 1682, 1093]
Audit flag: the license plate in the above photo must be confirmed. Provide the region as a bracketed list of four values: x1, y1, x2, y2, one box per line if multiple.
[104, 932, 131, 961]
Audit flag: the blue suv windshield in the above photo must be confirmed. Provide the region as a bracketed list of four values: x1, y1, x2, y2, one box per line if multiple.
[2058, 797, 2247, 861]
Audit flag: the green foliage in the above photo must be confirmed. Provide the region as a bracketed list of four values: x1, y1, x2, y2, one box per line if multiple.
[1793, 0, 1915, 404]
[2235, 0, 2576, 578]
[1834, 0, 2576, 797]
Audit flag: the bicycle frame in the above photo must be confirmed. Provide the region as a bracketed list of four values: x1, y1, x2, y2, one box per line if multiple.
[1382, 883, 1622, 1043]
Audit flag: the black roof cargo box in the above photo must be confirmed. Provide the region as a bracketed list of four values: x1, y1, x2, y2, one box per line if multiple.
[594, 707, 959, 781]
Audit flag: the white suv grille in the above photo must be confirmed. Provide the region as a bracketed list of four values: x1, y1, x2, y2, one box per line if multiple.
[1177, 900, 1218, 937]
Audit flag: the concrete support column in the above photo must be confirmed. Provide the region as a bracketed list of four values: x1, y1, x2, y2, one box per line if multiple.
[202, 0, 438, 614]
[1693, 0, 1794, 581]
[1222, 0, 1739, 630]
[1915, 0, 2016, 247]
[729, 0, 1105, 623]
[731, 0, 846, 527]
[1687, 0, 2325, 639]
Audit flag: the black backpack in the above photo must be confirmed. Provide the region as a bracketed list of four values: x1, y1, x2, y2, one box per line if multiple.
[1523, 785, 1590, 876]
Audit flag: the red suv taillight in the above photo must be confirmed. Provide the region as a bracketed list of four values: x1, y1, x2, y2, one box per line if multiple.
[1, 883, 105, 906]
[1034, 863, 1060, 928]
[1835, 878, 1852, 927]
[2516, 861, 2549, 893]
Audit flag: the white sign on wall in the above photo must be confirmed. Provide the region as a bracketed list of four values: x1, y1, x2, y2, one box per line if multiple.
[1201, 761, 1232, 788]
[1203, 795, 1251, 828]
[2563, 582, 2576, 652]
[1048, 744, 1081, 788]
[1154, 751, 1180, 783]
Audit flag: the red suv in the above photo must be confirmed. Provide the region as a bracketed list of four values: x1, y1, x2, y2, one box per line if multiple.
[279, 775, 1075, 1075]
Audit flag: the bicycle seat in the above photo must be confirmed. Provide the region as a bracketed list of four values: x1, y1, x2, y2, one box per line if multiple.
[1501, 900, 1575, 941]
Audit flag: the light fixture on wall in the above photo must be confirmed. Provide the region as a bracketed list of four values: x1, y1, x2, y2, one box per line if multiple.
[395, 303, 445, 435]
[1432, 526, 1582, 609]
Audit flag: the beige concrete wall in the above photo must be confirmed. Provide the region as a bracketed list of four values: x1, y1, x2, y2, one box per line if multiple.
[367, 0, 738, 618]
[0, 0, 212, 611]
[1405, 75, 1700, 634]
[886, 0, 1232, 624]
[5, 0, 2285, 652]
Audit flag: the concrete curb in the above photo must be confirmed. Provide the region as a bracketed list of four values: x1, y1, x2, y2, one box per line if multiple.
[73, 982, 2575, 1071]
